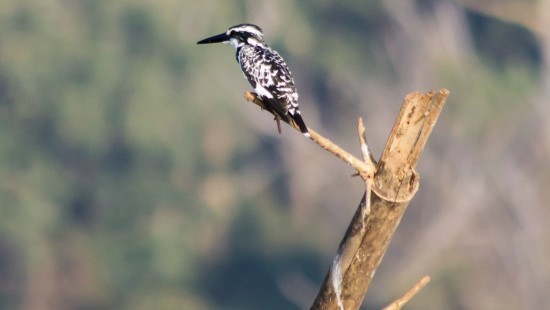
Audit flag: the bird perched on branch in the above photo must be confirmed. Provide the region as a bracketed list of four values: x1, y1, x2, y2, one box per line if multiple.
[197, 23, 309, 137]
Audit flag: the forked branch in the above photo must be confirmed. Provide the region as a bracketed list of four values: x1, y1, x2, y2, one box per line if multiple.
[244, 89, 449, 310]
[244, 91, 376, 180]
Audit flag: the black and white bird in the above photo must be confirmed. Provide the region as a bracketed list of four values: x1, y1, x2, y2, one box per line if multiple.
[197, 24, 309, 137]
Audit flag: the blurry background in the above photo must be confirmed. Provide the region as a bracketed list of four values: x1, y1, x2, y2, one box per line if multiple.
[0, 0, 549, 309]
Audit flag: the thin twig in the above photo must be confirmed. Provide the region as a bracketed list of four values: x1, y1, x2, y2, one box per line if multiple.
[382, 276, 431, 310]
[357, 117, 376, 166]
[357, 117, 375, 214]
[245, 91, 377, 180]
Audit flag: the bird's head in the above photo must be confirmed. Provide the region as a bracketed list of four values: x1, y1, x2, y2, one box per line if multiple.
[197, 24, 266, 49]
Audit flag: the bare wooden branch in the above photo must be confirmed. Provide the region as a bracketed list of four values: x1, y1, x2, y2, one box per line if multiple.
[245, 91, 377, 180]
[310, 89, 448, 310]
[357, 117, 375, 215]
[243, 89, 449, 310]
[382, 276, 431, 310]
[357, 117, 376, 165]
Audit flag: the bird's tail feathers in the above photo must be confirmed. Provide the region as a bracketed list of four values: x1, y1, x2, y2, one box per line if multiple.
[290, 113, 310, 138]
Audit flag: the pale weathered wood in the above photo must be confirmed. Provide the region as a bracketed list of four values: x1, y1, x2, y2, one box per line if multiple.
[382, 276, 431, 310]
[310, 89, 448, 310]
[243, 89, 449, 310]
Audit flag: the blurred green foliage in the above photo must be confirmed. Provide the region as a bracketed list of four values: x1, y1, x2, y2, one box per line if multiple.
[0, 0, 543, 309]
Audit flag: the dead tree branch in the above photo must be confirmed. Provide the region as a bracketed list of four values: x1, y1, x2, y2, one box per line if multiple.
[382, 276, 431, 310]
[244, 92, 377, 180]
[244, 89, 449, 310]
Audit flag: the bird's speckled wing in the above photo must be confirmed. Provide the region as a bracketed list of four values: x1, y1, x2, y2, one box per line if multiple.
[238, 45, 299, 118]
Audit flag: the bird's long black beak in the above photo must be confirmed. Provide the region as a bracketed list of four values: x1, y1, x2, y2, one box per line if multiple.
[197, 32, 230, 44]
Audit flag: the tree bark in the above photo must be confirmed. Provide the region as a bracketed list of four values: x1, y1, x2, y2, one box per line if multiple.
[244, 89, 449, 309]
[310, 89, 449, 310]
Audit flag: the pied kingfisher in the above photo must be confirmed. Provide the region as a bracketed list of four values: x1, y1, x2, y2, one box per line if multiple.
[197, 24, 309, 137]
